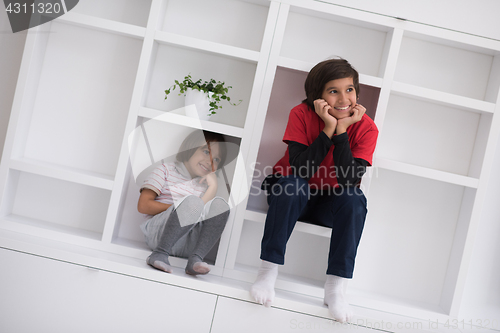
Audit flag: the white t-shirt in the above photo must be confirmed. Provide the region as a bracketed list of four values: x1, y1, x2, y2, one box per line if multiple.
[141, 161, 208, 218]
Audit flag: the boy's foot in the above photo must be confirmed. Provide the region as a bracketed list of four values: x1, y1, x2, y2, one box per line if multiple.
[146, 253, 172, 273]
[324, 275, 353, 323]
[250, 260, 278, 307]
[185, 255, 211, 275]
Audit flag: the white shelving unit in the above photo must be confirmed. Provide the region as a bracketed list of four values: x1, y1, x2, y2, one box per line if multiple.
[223, 0, 500, 321]
[1, 0, 499, 325]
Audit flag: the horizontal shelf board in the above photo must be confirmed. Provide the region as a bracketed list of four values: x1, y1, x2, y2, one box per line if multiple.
[348, 289, 448, 318]
[111, 237, 189, 263]
[229, 263, 325, 297]
[154, 31, 260, 62]
[229, 263, 450, 319]
[244, 209, 332, 237]
[374, 157, 480, 188]
[9, 158, 114, 190]
[138, 107, 245, 138]
[403, 21, 500, 54]
[1, 215, 102, 241]
[391, 81, 496, 114]
[286, 0, 397, 31]
[57, 11, 146, 38]
[277, 57, 383, 87]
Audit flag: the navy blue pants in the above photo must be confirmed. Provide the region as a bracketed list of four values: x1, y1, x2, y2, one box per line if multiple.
[260, 175, 367, 278]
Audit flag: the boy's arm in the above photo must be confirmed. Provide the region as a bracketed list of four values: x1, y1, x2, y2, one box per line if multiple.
[137, 189, 172, 215]
[331, 132, 369, 186]
[288, 131, 332, 179]
[289, 133, 368, 185]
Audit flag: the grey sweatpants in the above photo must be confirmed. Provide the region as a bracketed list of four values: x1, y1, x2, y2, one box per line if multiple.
[140, 196, 229, 258]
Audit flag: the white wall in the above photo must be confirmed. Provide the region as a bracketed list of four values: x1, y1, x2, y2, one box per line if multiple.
[323, 0, 500, 40]
[0, 10, 26, 158]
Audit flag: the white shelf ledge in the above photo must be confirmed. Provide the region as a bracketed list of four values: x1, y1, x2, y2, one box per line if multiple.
[391, 81, 496, 114]
[138, 107, 245, 138]
[154, 31, 260, 62]
[374, 157, 480, 188]
[1, 215, 102, 242]
[226, 263, 449, 320]
[277, 56, 384, 88]
[244, 209, 332, 238]
[56, 11, 146, 38]
[9, 157, 114, 190]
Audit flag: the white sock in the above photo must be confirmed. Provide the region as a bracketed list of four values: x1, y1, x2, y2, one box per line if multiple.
[250, 260, 278, 307]
[324, 275, 353, 323]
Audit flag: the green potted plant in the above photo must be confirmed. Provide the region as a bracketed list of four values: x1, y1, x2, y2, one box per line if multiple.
[164, 74, 241, 120]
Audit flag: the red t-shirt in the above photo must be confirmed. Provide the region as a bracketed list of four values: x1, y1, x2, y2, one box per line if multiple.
[272, 103, 378, 189]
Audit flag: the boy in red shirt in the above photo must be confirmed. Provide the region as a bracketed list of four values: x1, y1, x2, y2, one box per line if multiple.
[250, 59, 378, 323]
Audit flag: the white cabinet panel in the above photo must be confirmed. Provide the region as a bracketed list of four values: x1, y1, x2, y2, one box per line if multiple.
[0, 249, 216, 333]
[211, 296, 374, 333]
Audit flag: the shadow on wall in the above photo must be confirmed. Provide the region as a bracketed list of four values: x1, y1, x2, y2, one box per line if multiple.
[0, 9, 27, 158]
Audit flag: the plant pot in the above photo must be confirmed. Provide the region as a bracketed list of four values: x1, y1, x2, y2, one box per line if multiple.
[184, 88, 213, 121]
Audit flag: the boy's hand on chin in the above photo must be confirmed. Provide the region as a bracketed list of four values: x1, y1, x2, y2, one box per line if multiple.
[314, 99, 337, 127]
[314, 99, 337, 137]
[201, 172, 218, 188]
[336, 104, 366, 134]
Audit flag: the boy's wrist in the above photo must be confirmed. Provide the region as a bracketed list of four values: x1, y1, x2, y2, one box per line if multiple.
[323, 125, 336, 138]
[335, 125, 347, 135]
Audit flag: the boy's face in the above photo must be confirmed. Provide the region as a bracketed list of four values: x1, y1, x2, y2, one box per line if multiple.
[321, 77, 357, 120]
[184, 142, 221, 178]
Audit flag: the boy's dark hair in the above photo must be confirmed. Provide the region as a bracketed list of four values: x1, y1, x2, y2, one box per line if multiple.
[302, 58, 360, 109]
[176, 130, 227, 169]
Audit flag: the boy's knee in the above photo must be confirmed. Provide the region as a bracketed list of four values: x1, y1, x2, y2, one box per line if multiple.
[179, 195, 204, 213]
[209, 197, 230, 216]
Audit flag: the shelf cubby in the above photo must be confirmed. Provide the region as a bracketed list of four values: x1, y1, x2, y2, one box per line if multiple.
[376, 94, 489, 178]
[279, 4, 391, 78]
[352, 168, 470, 314]
[10, 20, 142, 178]
[0, 170, 111, 241]
[71, 0, 152, 27]
[394, 31, 500, 103]
[159, 0, 270, 52]
[144, 42, 257, 129]
[112, 119, 241, 268]
[246, 66, 381, 213]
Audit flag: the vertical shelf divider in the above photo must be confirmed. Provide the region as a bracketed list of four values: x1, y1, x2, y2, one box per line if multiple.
[0, 23, 50, 216]
[224, 1, 290, 272]
[446, 86, 500, 316]
[216, 0, 283, 270]
[101, 0, 163, 244]
[362, 27, 404, 196]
